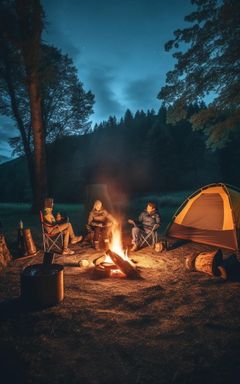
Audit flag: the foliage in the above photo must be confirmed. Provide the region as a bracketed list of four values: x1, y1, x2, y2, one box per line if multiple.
[1, 103, 237, 203]
[158, 0, 240, 149]
[0, 43, 95, 156]
[40, 45, 94, 144]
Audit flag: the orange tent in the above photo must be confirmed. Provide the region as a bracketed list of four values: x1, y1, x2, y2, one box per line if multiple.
[166, 183, 240, 250]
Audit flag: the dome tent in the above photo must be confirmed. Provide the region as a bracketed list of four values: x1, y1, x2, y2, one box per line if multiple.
[166, 183, 240, 250]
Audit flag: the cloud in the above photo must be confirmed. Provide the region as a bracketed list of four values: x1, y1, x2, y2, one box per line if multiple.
[43, 27, 81, 60]
[0, 116, 18, 157]
[123, 76, 161, 111]
[85, 64, 126, 121]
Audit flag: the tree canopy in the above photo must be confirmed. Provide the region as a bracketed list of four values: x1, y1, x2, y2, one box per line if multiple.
[0, 0, 95, 209]
[158, 0, 240, 149]
[1, 44, 95, 155]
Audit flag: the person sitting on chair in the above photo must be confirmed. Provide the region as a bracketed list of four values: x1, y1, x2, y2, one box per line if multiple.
[87, 200, 116, 251]
[128, 201, 160, 251]
[43, 198, 82, 255]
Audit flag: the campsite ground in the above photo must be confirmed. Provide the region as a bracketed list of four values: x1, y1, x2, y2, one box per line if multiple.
[1, 194, 240, 384]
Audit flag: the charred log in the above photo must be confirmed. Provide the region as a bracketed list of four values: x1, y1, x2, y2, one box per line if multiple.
[106, 249, 140, 279]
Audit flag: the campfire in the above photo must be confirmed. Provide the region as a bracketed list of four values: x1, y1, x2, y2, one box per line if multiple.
[93, 222, 139, 279]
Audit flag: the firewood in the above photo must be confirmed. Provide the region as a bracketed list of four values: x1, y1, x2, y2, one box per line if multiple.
[185, 254, 198, 271]
[0, 235, 12, 271]
[194, 249, 223, 277]
[23, 228, 37, 255]
[106, 249, 140, 278]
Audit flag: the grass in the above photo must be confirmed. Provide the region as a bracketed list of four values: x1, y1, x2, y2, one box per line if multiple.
[0, 190, 193, 256]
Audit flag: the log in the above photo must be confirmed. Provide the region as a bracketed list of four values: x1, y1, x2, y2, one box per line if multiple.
[106, 249, 140, 278]
[23, 228, 37, 255]
[154, 242, 164, 252]
[194, 249, 223, 277]
[0, 235, 12, 271]
[185, 254, 198, 271]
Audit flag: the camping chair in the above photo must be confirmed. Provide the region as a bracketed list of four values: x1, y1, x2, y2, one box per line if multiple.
[139, 225, 159, 249]
[40, 210, 64, 253]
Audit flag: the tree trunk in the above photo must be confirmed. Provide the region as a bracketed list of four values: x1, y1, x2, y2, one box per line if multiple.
[16, 0, 48, 211]
[27, 73, 48, 211]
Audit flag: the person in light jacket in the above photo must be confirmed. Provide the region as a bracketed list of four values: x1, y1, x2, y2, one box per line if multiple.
[87, 200, 116, 251]
[43, 198, 82, 255]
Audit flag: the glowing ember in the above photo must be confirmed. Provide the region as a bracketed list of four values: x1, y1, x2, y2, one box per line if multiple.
[93, 220, 138, 279]
[103, 254, 115, 264]
[100, 222, 127, 277]
[103, 224, 128, 277]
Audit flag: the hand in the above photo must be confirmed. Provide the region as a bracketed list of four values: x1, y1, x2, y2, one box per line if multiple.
[55, 212, 62, 221]
[128, 219, 135, 225]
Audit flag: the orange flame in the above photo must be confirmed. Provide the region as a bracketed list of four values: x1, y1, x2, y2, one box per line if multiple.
[109, 221, 128, 260]
[102, 219, 129, 277]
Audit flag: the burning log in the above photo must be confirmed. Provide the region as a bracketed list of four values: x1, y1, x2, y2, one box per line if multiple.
[105, 249, 140, 279]
[93, 254, 127, 278]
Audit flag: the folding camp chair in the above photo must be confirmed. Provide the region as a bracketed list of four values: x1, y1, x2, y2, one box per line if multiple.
[40, 211, 64, 253]
[139, 225, 159, 249]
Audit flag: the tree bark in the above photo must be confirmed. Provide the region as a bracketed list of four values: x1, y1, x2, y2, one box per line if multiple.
[27, 73, 48, 211]
[16, 0, 48, 211]
[0, 235, 12, 272]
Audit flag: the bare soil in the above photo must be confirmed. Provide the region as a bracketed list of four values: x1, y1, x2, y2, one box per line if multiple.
[0, 241, 240, 384]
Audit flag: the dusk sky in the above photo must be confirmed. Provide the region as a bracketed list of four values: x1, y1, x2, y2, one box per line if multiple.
[0, 0, 193, 160]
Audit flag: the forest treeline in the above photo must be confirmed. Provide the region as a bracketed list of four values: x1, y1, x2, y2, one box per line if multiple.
[0, 105, 239, 203]
[0, 0, 239, 208]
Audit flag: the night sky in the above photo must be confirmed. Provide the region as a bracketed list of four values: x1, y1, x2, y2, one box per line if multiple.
[0, 0, 193, 160]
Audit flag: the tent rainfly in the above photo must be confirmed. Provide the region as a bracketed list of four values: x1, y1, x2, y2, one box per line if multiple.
[166, 183, 240, 250]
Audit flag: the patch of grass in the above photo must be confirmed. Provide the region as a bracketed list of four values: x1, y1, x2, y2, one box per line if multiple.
[0, 191, 192, 254]
[131, 190, 192, 208]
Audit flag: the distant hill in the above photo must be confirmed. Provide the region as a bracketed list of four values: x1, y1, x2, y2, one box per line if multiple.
[0, 154, 10, 164]
[0, 125, 223, 203]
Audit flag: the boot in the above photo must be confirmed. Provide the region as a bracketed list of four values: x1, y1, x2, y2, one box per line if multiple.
[94, 241, 100, 251]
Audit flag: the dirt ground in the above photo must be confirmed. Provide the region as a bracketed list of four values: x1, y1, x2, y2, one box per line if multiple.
[1, 240, 240, 384]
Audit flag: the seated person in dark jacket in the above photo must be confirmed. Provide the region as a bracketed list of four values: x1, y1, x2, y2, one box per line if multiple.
[87, 200, 116, 251]
[128, 201, 160, 251]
